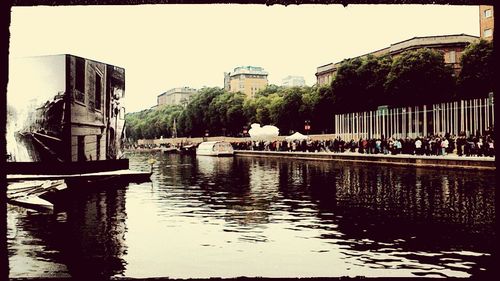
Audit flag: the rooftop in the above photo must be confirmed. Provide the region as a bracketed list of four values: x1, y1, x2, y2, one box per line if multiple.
[158, 87, 198, 97]
[316, 34, 479, 75]
[230, 66, 268, 77]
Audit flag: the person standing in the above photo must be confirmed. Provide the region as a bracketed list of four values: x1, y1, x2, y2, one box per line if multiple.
[415, 137, 422, 155]
[441, 138, 449, 156]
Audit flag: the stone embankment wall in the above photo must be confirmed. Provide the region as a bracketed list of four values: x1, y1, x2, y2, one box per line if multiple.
[235, 150, 496, 170]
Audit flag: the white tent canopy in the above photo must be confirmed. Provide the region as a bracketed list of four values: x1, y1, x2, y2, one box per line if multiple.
[248, 123, 279, 141]
[285, 132, 309, 141]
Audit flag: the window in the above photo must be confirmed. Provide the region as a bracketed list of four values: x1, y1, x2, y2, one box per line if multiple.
[77, 136, 85, 161]
[449, 51, 456, 63]
[484, 28, 493, 37]
[95, 71, 102, 111]
[75, 58, 85, 103]
[484, 9, 492, 18]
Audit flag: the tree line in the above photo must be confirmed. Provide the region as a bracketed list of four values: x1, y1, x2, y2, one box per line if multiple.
[125, 40, 493, 141]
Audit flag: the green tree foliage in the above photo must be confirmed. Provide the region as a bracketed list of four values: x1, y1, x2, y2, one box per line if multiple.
[357, 55, 392, 109]
[183, 87, 224, 137]
[208, 91, 247, 136]
[330, 58, 364, 113]
[125, 105, 183, 140]
[255, 84, 282, 97]
[330, 55, 393, 113]
[273, 87, 309, 134]
[309, 85, 335, 133]
[384, 48, 455, 107]
[457, 39, 494, 99]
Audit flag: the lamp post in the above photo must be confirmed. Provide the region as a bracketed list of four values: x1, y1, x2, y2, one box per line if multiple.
[204, 130, 209, 142]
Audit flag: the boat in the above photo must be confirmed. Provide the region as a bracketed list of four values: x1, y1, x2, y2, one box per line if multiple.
[7, 180, 67, 211]
[178, 144, 197, 155]
[160, 146, 179, 153]
[196, 141, 234, 156]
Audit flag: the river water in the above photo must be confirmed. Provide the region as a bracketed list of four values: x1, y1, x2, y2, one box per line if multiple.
[7, 152, 496, 278]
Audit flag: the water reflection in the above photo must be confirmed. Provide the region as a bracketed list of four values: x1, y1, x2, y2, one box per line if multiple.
[8, 183, 129, 278]
[8, 153, 496, 278]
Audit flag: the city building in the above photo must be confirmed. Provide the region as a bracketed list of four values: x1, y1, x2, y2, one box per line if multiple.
[480, 5, 494, 41]
[316, 34, 479, 86]
[157, 87, 198, 107]
[224, 66, 268, 98]
[8, 54, 126, 162]
[282, 75, 306, 87]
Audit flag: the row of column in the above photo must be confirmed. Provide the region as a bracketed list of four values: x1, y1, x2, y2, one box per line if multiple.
[333, 97, 494, 141]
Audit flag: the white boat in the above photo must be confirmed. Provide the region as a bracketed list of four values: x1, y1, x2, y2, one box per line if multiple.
[196, 141, 234, 156]
[7, 180, 67, 211]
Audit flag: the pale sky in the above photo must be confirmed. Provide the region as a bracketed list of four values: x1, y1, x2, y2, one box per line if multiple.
[9, 4, 479, 112]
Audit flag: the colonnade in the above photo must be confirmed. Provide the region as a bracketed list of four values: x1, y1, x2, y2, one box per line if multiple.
[333, 96, 494, 141]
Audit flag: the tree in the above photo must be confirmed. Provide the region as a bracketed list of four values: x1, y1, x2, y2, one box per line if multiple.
[273, 87, 307, 134]
[330, 58, 364, 113]
[255, 84, 282, 98]
[356, 55, 392, 110]
[457, 39, 494, 100]
[384, 48, 455, 107]
[208, 91, 247, 136]
[310, 85, 335, 133]
[183, 87, 224, 137]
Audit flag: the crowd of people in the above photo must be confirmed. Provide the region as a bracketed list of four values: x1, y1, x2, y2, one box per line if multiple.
[232, 128, 495, 157]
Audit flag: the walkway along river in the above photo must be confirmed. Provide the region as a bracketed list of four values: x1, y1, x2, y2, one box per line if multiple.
[7, 152, 496, 278]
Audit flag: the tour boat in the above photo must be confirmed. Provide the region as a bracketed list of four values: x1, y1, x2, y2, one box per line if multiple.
[196, 141, 234, 156]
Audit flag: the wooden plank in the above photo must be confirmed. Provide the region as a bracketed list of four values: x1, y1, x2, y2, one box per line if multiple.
[7, 169, 151, 182]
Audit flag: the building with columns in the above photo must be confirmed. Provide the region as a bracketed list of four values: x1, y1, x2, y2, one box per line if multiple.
[333, 95, 494, 141]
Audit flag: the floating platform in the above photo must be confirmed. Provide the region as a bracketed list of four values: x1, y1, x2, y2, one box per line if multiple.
[5, 159, 152, 184]
[235, 150, 496, 170]
[7, 169, 151, 184]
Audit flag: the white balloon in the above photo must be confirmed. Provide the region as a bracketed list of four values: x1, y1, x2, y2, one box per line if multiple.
[248, 123, 279, 141]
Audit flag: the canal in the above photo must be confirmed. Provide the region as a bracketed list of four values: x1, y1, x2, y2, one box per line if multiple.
[7, 152, 496, 278]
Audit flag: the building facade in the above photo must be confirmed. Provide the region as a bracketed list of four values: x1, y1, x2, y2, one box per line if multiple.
[480, 5, 494, 41]
[224, 66, 268, 98]
[316, 34, 479, 86]
[282, 75, 306, 87]
[9, 55, 126, 162]
[157, 87, 198, 107]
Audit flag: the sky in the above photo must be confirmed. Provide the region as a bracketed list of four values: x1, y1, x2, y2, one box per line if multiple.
[8, 4, 479, 112]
